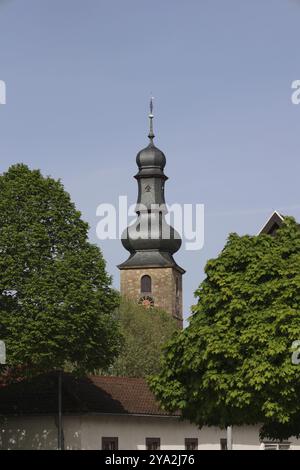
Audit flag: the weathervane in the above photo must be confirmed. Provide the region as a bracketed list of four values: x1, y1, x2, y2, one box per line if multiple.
[148, 95, 155, 143]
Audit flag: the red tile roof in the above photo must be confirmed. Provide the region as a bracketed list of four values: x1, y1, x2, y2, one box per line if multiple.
[0, 373, 179, 417]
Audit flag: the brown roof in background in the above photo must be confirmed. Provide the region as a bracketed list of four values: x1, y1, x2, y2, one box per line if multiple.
[0, 373, 179, 417]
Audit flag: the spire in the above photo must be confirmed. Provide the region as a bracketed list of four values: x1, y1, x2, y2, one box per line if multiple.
[148, 96, 155, 143]
[118, 99, 185, 275]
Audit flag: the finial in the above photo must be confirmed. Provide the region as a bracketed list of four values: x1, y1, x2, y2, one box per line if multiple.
[148, 96, 155, 143]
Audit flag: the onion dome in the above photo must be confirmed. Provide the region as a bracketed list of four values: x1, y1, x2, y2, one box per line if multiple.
[118, 98, 185, 274]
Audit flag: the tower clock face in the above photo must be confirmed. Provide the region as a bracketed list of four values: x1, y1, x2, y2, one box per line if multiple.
[139, 296, 154, 309]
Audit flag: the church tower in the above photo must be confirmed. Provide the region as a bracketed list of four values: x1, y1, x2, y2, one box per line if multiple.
[118, 100, 185, 327]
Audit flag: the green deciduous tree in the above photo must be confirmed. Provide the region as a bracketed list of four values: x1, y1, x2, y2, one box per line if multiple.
[107, 298, 177, 378]
[0, 164, 121, 376]
[150, 217, 300, 440]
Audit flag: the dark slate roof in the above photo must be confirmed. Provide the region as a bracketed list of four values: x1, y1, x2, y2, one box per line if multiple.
[118, 250, 185, 273]
[0, 373, 179, 417]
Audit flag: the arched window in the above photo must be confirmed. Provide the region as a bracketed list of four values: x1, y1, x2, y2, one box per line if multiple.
[141, 275, 152, 293]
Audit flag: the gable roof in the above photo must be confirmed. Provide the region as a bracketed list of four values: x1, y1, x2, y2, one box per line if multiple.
[258, 211, 284, 235]
[0, 373, 179, 418]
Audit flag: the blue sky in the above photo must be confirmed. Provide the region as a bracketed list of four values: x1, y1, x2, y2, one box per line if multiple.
[0, 0, 300, 321]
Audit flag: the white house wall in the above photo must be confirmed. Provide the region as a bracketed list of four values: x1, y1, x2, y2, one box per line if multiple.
[1, 414, 300, 450]
[0, 415, 57, 450]
[65, 415, 227, 450]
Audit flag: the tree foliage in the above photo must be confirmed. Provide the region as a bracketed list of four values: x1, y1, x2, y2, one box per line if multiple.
[107, 298, 177, 378]
[0, 164, 121, 376]
[150, 217, 300, 440]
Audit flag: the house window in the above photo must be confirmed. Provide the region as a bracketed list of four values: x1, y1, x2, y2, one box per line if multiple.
[220, 438, 227, 450]
[102, 437, 118, 450]
[141, 275, 152, 293]
[146, 438, 160, 450]
[263, 442, 290, 451]
[185, 438, 198, 450]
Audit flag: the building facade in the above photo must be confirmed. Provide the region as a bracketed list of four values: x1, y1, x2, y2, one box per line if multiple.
[1, 374, 299, 450]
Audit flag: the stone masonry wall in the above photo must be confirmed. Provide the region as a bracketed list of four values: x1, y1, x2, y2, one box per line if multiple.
[120, 267, 183, 327]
